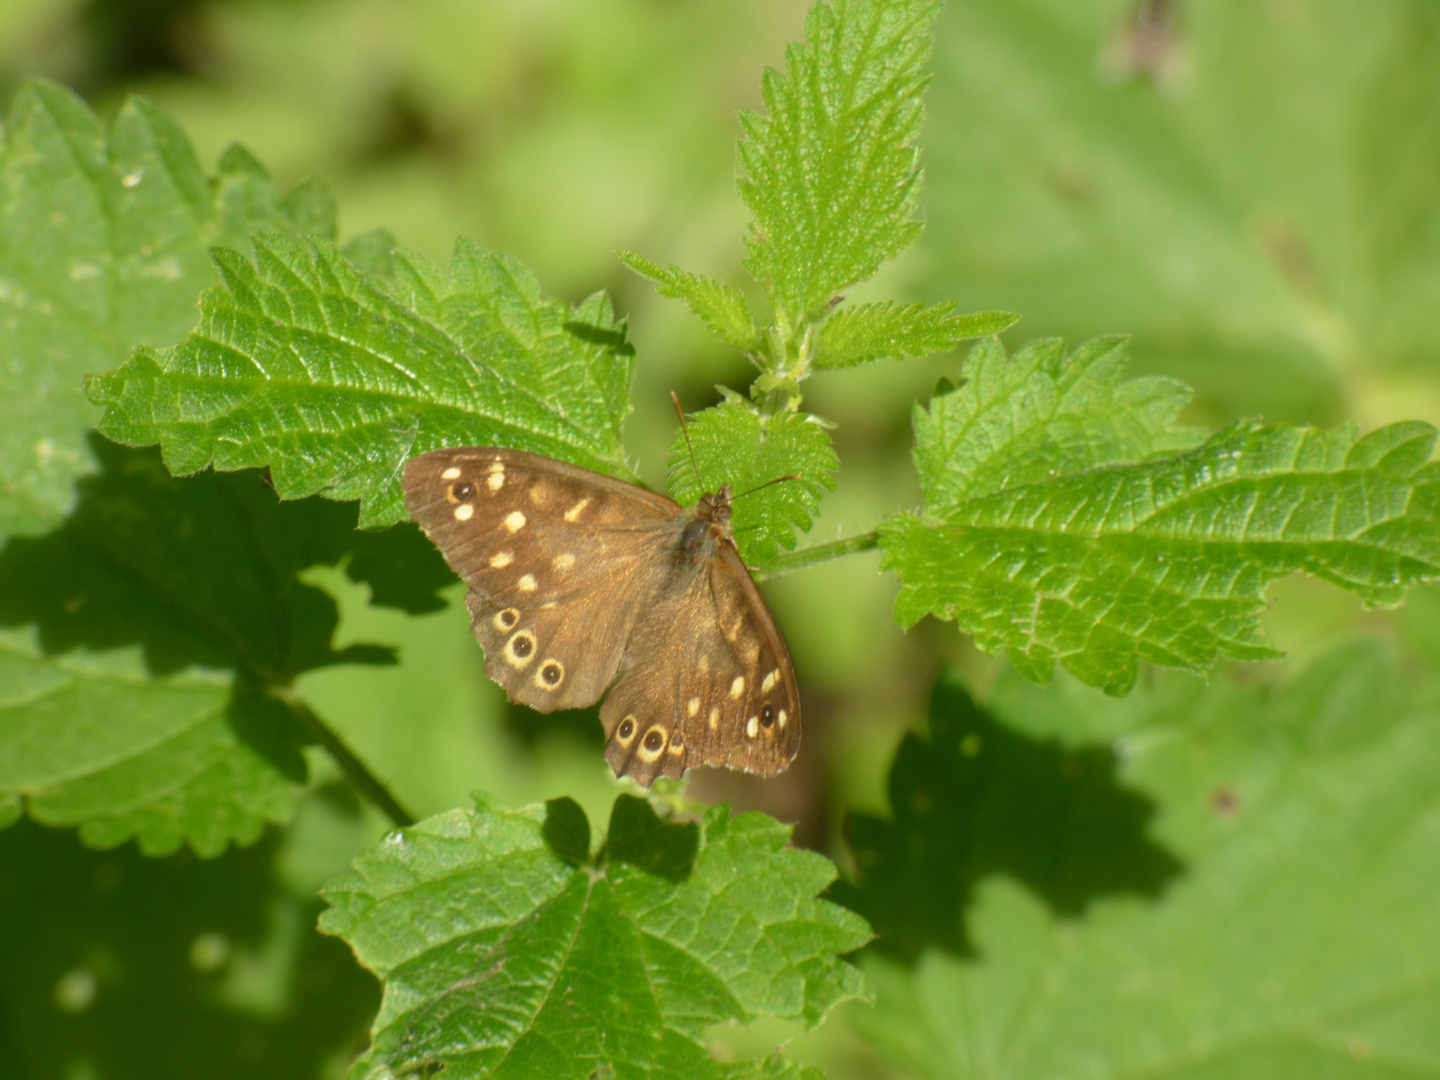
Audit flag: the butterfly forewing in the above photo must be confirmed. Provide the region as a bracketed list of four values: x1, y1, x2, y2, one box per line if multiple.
[404, 445, 802, 786]
[405, 448, 678, 713]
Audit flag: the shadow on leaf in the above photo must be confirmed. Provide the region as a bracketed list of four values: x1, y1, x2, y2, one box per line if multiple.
[0, 436, 454, 790]
[604, 795, 699, 881]
[831, 668, 1183, 963]
[0, 805, 378, 1080]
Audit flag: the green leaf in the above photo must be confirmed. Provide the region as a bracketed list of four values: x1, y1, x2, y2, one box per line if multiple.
[0, 80, 334, 538]
[86, 233, 638, 528]
[0, 440, 417, 854]
[850, 641, 1440, 1079]
[917, 3, 1440, 422]
[319, 795, 870, 1080]
[622, 251, 759, 352]
[882, 338, 1440, 693]
[738, 0, 940, 322]
[669, 401, 839, 566]
[914, 336, 1201, 509]
[0, 631, 293, 856]
[812, 301, 1017, 369]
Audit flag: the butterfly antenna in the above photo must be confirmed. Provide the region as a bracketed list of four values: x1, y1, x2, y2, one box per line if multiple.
[671, 391, 704, 488]
[732, 474, 803, 501]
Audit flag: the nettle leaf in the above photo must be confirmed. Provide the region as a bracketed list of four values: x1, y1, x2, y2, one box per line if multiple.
[622, 252, 759, 353]
[0, 439, 432, 855]
[320, 795, 870, 1080]
[0, 636, 292, 857]
[738, 0, 940, 321]
[882, 338, 1440, 693]
[87, 233, 637, 528]
[0, 80, 334, 538]
[914, 337, 1204, 509]
[668, 402, 838, 566]
[851, 641, 1440, 1079]
[812, 301, 1017, 370]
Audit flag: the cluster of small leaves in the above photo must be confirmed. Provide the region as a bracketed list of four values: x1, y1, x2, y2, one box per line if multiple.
[880, 337, 1440, 693]
[848, 641, 1440, 1079]
[320, 794, 868, 1080]
[87, 234, 638, 528]
[625, 0, 1013, 536]
[669, 401, 839, 565]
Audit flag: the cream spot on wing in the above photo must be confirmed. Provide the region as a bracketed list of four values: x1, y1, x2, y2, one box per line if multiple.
[505, 510, 526, 532]
[487, 471, 505, 492]
[762, 669, 779, 693]
[563, 497, 591, 522]
[745, 716, 759, 738]
[553, 553, 575, 571]
[490, 552, 513, 568]
[698, 656, 710, 675]
[528, 486, 549, 506]
[730, 675, 745, 699]
[441, 466, 462, 480]
[518, 574, 538, 592]
[708, 707, 719, 730]
[540, 601, 557, 609]
[777, 708, 788, 728]
[453, 503, 474, 521]
[687, 697, 700, 717]
[486, 460, 504, 472]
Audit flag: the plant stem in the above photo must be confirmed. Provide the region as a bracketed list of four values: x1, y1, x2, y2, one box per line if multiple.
[755, 529, 881, 581]
[281, 691, 417, 827]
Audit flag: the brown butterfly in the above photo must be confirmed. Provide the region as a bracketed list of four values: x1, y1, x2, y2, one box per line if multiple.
[402, 447, 800, 785]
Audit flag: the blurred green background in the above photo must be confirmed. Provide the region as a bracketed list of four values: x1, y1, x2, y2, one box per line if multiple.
[2, 1, 1437, 1078]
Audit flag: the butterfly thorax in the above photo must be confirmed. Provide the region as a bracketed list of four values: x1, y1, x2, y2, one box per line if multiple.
[676, 484, 734, 568]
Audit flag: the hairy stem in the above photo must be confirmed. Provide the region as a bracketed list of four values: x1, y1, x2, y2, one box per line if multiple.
[280, 691, 417, 827]
[754, 529, 880, 581]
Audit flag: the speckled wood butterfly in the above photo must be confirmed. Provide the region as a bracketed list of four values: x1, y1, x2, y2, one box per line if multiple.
[403, 446, 800, 785]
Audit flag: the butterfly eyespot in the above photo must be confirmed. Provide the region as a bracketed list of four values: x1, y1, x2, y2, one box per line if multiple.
[504, 629, 536, 667]
[537, 660, 564, 687]
[616, 717, 637, 745]
[760, 704, 775, 728]
[493, 608, 520, 631]
[638, 726, 668, 762]
[449, 481, 476, 502]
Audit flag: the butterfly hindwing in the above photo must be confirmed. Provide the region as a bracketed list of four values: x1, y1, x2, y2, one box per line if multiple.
[599, 537, 800, 784]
